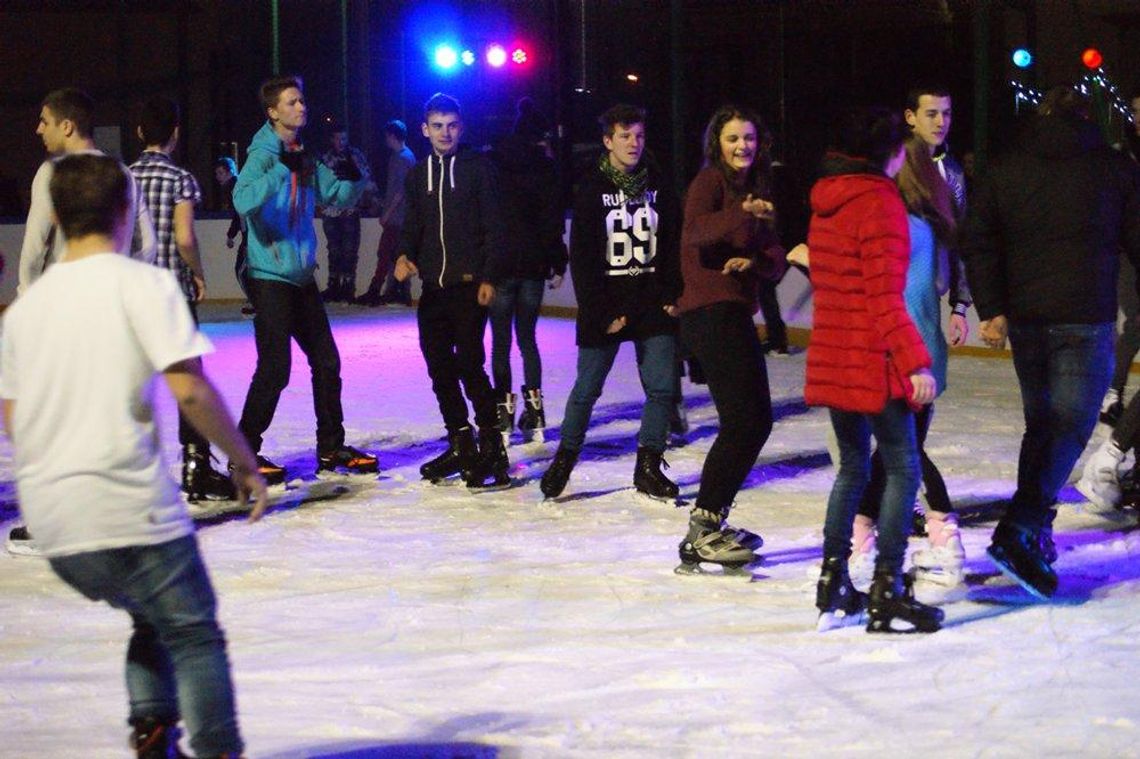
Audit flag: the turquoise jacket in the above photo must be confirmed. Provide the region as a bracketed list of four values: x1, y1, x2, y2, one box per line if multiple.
[234, 122, 363, 286]
[905, 214, 948, 396]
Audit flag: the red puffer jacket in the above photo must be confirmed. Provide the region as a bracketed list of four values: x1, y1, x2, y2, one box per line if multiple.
[804, 169, 930, 413]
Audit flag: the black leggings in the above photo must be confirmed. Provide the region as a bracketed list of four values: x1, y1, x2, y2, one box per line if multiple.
[856, 403, 952, 519]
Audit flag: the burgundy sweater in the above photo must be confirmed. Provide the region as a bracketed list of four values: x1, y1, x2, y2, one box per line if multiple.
[675, 166, 785, 315]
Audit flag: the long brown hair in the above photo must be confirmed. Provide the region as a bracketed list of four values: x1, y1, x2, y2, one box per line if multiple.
[701, 105, 771, 198]
[895, 136, 956, 246]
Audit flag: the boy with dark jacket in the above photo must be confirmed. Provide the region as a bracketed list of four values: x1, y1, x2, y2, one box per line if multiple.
[539, 104, 682, 499]
[394, 93, 509, 488]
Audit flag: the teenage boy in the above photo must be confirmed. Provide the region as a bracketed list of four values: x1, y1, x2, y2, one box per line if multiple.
[394, 93, 509, 488]
[130, 95, 235, 504]
[357, 119, 416, 306]
[233, 75, 377, 482]
[318, 122, 374, 302]
[539, 104, 682, 500]
[0, 153, 267, 759]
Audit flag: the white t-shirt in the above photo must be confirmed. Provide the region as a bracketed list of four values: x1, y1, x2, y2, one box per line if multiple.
[0, 254, 212, 557]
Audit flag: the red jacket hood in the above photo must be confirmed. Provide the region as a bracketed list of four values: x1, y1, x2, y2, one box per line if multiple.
[810, 173, 898, 218]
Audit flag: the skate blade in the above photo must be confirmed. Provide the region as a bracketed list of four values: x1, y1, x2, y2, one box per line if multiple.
[867, 616, 941, 634]
[985, 547, 1054, 601]
[467, 478, 514, 493]
[816, 609, 867, 632]
[674, 561, 756, 578]
[635, 490, 679, 505]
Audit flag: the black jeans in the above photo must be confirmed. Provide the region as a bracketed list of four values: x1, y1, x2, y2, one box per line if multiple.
[757, 278, 787, 349]
[680, 302, 773, 513]
[238, 278, 345, 453]
[856, 403, 952, 520]
[178, 300, 209, 451]
[417, 284, 497, 433]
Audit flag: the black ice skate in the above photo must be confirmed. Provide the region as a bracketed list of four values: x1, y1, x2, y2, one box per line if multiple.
[229, 454, 286, 487]
[675, 507, 757, 576]
[318, 445, 379, 475]
[495, 392, 516, 446]
[182, 444, 237, 502]
[518, 385, 546, 443]
[816, 556, 868, 632]
[540, 445, 579, 498]
[466, 428, 512, 490]
[633, 446, 678, 501]
[866, 569, 944, 633]
[130, 716, 189, 759]
[987, 519, 1057, 599]
[420, 427, 477, 483]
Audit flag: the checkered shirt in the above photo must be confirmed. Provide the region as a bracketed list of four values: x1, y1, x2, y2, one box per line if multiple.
[129, 151, 201, 299]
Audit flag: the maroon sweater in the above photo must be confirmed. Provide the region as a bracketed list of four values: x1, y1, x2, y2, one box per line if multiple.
[675, 166, 785, 315]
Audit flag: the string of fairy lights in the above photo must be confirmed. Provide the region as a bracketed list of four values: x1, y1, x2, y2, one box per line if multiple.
[1009, 47, 1135, 126]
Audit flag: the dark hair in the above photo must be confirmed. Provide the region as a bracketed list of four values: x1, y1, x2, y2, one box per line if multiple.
[514, 97, 551, 142]
[214, 156, 237, 175]
[42, 88, 95, 139]
[830, 106, 907, 170]
[701, 105, 771, 196]
[905, 84, 951, 113]
[598, 104, 646, 138]
[136, 96, 179, 147]
[260, 75, 303, 113]
[896, 136, 956, 246]
[424, 93, 461, 119]
[50, 154, 131, 240]
[1039, 85, 1091, 120]
[384, 119, 407, 141]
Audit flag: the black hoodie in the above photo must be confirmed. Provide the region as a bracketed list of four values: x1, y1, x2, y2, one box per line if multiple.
[488, 134, 568, 280]
[398, 146, 507, 291]
[962, 115, 1140, 324]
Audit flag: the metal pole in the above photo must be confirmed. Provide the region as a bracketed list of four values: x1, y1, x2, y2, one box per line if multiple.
[340, 0, 349, 126]
[271, 0, 280, 75]
[670, 0, 685, 196]
[973, 0, 990, 173]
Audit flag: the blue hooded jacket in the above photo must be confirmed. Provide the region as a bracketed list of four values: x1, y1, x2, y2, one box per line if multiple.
[234, 122, 363, 286]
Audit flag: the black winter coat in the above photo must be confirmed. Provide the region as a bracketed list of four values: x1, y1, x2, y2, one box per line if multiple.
[488, 135, 568, 281]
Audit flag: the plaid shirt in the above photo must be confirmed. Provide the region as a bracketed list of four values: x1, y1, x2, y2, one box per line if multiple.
[129, 151, 201, 299]
[318, 145, 373, 218]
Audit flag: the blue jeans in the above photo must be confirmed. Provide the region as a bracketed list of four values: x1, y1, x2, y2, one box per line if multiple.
[824, 400, 919, 573]
[49, 535, 243, 757]
[323, 215, 362, 279]
[559, 334, 676, 453]
[1006, 321, 1114, 530]
[489, 277, 545, 391]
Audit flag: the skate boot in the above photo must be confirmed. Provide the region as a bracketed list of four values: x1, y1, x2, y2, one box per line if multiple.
[633, 446, 679, 501]
[182, 444, 237, 502]
[987, 518, 1057, 599]
[540, 445, 579, 498]
[517, 386, 546, 443]
[495, 391, 516, 446]
[419, 427, 477, 483]
[230, 454, 285, 487]
[130, 716, 189, 759]
[466, 427, 512, 490]
[1099, 387, 1123, 427]
[866, 569, 944, 633]
[848, 514, 877, 589]
[1076, 439, 1128, 519]
[911, 512, 967, 604]
[318, 445, 379, 475]
[6, 525, 41, 558]
[721, 509, 764, 552]
[676, 506, 757, 575]
[815, 556, 868, 632]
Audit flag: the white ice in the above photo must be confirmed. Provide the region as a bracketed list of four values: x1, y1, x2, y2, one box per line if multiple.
[2, 305, 1139, 758]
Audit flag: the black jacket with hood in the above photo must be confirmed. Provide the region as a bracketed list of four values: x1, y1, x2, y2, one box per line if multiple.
[398, 146, 507, 291]
[488, 134, 568, 281]
[569, 158, 681, 348]
[963, 114, 1140, 324]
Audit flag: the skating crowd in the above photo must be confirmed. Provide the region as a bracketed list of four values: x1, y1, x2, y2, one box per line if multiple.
[4, 75, 1140, 757]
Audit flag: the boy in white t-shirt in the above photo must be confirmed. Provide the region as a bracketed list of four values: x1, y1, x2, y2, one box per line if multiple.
[0, 154, 267, 759]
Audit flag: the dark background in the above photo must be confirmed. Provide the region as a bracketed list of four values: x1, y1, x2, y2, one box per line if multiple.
[1, 0, 1138, 220]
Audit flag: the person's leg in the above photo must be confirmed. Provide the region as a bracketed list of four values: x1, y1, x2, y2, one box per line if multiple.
[515, 278, 545, 390]
[914, 404, 953, 514]
[343, 215, 361, 294]
[447, 284, 497, 431]
[323, 217, 346, 292]
[822, 409, 873, 561]
[291, 281, 346, 453]
[756, 278, 788, 351]
[1112, 256, 1140, 395]
[868, 400, 921, 574]
[488, 279, 520, 393]
[558, 343, 620, 452]
[417, 287, 470, 433]
[238, 278, 297, 453]
[633, 333, 677, 453]
[177, 300, 210, 450]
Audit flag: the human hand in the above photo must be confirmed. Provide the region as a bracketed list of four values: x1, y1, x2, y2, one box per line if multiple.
[721, 257, 755, 275]
[909, 368, 937, 405]
[663, 304, 678, 317]
[786, 243, 810, 269]
[548, 274, 564, 290]
[478, 282, 495, 306]
[394, 255, 418, 282]
[980, 315, 1008, 350]
[193, 275, 207, 303]
[229, 460, 269, 522]
[279, 146, 309, 174]
[606, 316, 627, 334]
[742, 194, 775, 219]
[949, 313, 969, 346]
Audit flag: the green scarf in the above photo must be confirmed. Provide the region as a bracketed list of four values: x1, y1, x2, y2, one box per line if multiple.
[598, 154, 649, 201]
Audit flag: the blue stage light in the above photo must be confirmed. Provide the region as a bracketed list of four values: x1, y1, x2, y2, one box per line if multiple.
[434, 44, 459, 70]
[1012, 48, 1032, 68]
[461, 50, 476, 66]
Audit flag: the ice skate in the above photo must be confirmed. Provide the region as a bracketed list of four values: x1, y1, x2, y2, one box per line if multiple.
[130, 716, 189, 759]
[1076, 439, 1130, 521]
[231, 454, 286, 487]
[848, 514, 877, 589]
[675, 507, 757, 576]
[318, 445, 379, 476]
[466, 428, 512, 490]
[517, 386, 546, 443]
[495, 391, 516, 446]
[6, 525, 42, 558]
[987, 519, 1057, 599]
[540, 445, 579, 498]
[1099, 387, 1123, 427]
[815, 556, 867, 631]
[866, 569, 944, 633]
[633, 446, 679, 501]
[182, 444, 237, 503]
[420, 427, 477, 483]
[911, 514, 967, 604]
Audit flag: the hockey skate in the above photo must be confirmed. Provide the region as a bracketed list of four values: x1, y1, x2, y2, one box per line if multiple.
[1076, 439, 1131, 521]
[633, 447, 679, 501]
[230, 454, 286, 487]
[131, 716, 189, 759]
[911, 514, 967, 605]
[420, 427, 477, 483]
[182, 444, 237, 503]
[866, 569, 944, 633]
[987, 519, 1057, 599]
[495, 392, 516, 446]
[466, 428, 512, 490]
[517, 386, 546, 443]
[540, 445, 579, 498]
[675, 507, 758, 576]
[318, 445, 379, 476]
[815, 556, 868, 631]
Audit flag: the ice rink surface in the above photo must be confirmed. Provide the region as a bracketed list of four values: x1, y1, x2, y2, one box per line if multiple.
[2, 305, 1139, 758]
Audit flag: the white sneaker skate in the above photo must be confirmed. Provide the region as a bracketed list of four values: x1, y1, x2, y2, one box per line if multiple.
[911, 519, 967, 604]
[1076, 440, 1128, 519]
[849, 531, 877, 590]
